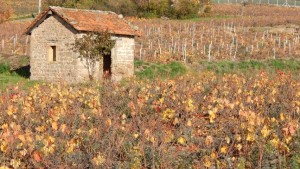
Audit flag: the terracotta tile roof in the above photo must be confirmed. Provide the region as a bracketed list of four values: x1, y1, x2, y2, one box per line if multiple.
[25, 6, 141, 36]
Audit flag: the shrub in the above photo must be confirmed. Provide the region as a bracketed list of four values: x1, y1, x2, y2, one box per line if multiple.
[44, 0, 203, 19]
[101, 0, 138, 16]
[0, 62, 10, 74]
[173, 0, 200, 19]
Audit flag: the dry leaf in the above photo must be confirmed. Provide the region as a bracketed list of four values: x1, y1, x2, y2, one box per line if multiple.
[33, 151, 42, 162]
[52, 122, 58, 131]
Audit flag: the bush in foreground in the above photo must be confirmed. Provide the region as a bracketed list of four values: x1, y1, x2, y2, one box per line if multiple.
[0, 71, 299, 168]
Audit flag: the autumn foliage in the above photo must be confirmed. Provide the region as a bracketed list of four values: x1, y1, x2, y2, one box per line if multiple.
[0, 71, 299, 168]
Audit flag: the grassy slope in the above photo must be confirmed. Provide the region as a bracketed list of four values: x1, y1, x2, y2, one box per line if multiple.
[8, 0, 39, 16]
[0, 55, 35, 90]
[1, 56, 300, 89]
[0, 72, 36, 90]
[136, 59, 300, 78]
[196, 59, 300, 74]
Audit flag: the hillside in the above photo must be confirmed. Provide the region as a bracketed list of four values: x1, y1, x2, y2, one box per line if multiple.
[8, 0, 39, 16]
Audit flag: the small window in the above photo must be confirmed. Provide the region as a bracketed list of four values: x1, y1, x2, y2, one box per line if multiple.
[49, 46, 57, 62]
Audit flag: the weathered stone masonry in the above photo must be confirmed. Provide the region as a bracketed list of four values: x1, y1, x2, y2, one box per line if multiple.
[30, 15, 79, 83]
[26, 6, 138, 83]
[110, 36, 135, 81]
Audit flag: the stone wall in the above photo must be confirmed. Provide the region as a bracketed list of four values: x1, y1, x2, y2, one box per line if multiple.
[30, 15, 134, 83]
[76, 33, 100, 82]
[110, 36, 135, 81]
[30, 15, 78, 83]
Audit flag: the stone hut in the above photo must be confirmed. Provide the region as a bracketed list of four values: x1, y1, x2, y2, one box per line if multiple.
[25, 6, 139, 83]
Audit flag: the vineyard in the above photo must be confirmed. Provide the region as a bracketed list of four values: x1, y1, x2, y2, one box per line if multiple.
[131, 4, 300, 63]
[214, 0, 300, 7]
[0, 21, 30, 56]
[1, 4, 300, 63]
[0, 71, 299, 168]
[0, 3, 300, 169]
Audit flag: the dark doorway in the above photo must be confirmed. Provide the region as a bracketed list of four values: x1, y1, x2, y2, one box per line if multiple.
[14, 65, 30, 78]
[103, 53, 112, 79]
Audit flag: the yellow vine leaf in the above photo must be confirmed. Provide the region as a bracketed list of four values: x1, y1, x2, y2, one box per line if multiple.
[177, 137, 186, 145]
[159, 98, 164, 104]
[270, 137, 279, 147]
[208, 110, 216, 123]
[163, 131, 174, 143]
[133, 133, 139, 139]
[92, 153, 105, 166]
[220, 146, 228, 154]
[186, 119, 192, 127]
[18, 135, 26, 143]
[7, 105, 15, 116]
[261, 125, 271, 138]
[60, 124, 67, 133]
[0, 141, 8, 153]
[185, 99, 196, 112]
[211, 152, 217, 159]
[162, 109, 175, 120]
[106, 118, 112, 126]
[0, 166, 9, 169]
[285, 136, 292, 144]
[246, 133, 255, 142]
[203, 156, 211, 168]
[173, 118, 179, 125]
[236, 144, 242, 151]
[52, 122, 58, 131]
[280, 113, 285, 121]
[35, 126, 46, 132]
[10, 159, 21, 169]
[150, 136, 155, 143]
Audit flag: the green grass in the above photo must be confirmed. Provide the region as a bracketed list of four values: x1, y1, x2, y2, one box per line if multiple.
[135, 59, 300, 80]
[0, 72, 37, 90]
[291, 153, 300, 169]
[10, 14, 36, 21]
[186, 15, 235, 21]
[135, 60, 187, 79]
[0, 59, 299, 90]
[0, 62, 36, 90]
[197, 59, 300, 74]
[0, 63, 10, 74]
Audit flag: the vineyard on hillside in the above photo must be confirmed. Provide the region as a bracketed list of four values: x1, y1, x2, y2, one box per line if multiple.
[1, 4, 300, 63]
[131, 4, 300, 62]
[8, 0, 39, 15]
[213, 0, 300, 7]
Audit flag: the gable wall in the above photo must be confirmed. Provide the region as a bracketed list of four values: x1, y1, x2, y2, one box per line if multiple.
[30, 15, 78, 83]
[110, 36, 135, 81]
[30, 14, 134, 83]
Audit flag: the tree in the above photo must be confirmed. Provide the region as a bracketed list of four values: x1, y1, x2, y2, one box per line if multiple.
[173, 0, 200, 19]
[0, 0, 13, 23]
[44, 0, 81, 8]
[74, 31, 115, 81]
[92, 0, 137, 16]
